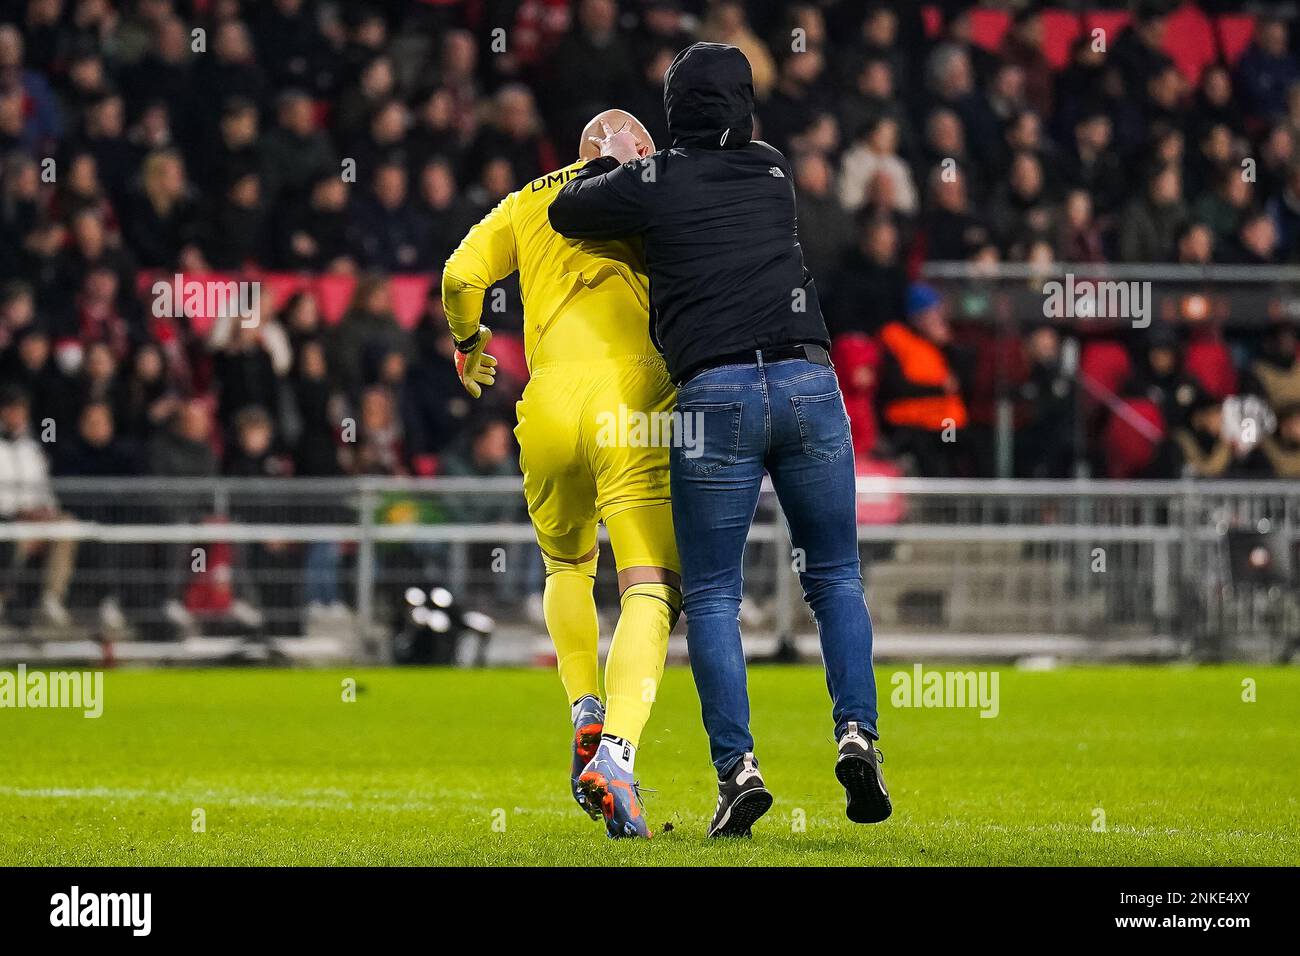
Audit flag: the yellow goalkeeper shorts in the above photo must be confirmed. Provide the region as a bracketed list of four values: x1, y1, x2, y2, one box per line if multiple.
[516, 355, 679, 571]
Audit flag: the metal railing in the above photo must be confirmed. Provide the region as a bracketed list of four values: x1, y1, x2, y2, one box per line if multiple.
[1, 477, 1297, 662]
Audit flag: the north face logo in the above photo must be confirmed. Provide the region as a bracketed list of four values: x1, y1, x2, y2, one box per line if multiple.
[768, 166, 785, 178]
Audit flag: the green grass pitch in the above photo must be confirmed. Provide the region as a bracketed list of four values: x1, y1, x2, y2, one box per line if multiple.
[2, 664, 1297, 866]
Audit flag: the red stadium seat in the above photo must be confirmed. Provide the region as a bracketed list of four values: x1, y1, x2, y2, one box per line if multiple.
[832, 333, 882, 456]
[969, 8, 1012, 53]
[389, 275, 434, 328]
[921, 5, 943, 39]
[1162, 2, 1218, 85]
[1103, 398, 1166, 479]
[263, 273, 308, 313]
[1079, 339, 1131, 400]
[854, 454, 906, 526]
[1041, 9, 1083, 71]
[1216, 14, 1257, 65]
[313, 274, 356, 325]
[489, 331, 529, 386]
[1185, 335, 1238, 399]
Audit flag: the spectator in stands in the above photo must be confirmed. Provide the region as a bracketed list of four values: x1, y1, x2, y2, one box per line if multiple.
[699, 0, 775, 99]
[193, 97, 259, 199]
[1015, 325, 1076, 479]
[761, 46, 833, 159]
[345, 384, 406, 476]
[289, 338, 342, 477]
[223, 405, 298, 634]
[839, 115, 917, 216]
[276, 174, 353, 272]
[1170, 394, 1235, 478]
[211, 318, 285, 438]
[120, 342, 180, 444]
[261, 89, 336, 210]
[828, 216, 906, 337]
[65, 339, 128, 433]
[1192, 167, 1254, 246]
[350, 161, 427, 272]
[401, 289, 471, 459]
[51, 400, 139, 634]
[1176, 221, 1216, 265]
[546, 0, 638, 139]
[924, 164, 991, 262]
[74, 92, 133, 207]
[989, 151, 1055, 259]
[145, 399, 217, 635]
[793, 153, 853, 284]
[202, 170, 269, 270]
[1244, 321, 1300, 412]
[1122, 323, 1205, 433]
[0, 385, 75, 627]
[193, 20, 266, 142]
[1235, 17, 1299, 125]
[50, 151, 115, 229]
[1056, 188, 1106, 262]
[328, 274, 410, 398]
[0, 25, 61, 153]
[0, 279, 36, 350]
[0, 325, 63, 429]
[415, 158, 479, 269]
[466, 85, 554, 187]
[59, 209, 135, 312]
[349, 97, 409, 178]
[286, 338, 347, 614]
[121, 148, 202, 270]
[1224, 209, 1280, 265]
[1119, 164, 1187, 262]
[1266, 161, 1300, 260]
[280, 290, 324, 354]
[147, 398, 216, 480]
[877, 284, 970, 477]
[1258, 403, 1300, 478]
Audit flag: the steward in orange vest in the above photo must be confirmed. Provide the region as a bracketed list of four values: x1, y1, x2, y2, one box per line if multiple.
[877, 284, 968, 433]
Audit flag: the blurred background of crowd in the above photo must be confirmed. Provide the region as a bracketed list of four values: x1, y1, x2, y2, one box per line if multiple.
[1, 0, 1300, 506]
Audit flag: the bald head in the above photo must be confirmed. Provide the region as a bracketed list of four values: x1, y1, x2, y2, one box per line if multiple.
[579, 109, 654, 161]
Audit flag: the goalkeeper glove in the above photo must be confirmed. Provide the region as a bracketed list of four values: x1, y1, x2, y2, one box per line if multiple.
[454, 326, 497, 398]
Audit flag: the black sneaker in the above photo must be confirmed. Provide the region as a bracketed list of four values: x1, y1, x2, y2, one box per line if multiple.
[836, 722, 891, 823]
[707, 753, 773, 838]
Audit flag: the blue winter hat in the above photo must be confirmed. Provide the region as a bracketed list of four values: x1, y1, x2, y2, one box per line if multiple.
[906, 283, 943, 318]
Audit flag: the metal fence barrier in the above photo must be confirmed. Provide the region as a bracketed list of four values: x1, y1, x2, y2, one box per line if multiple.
[1, 477, 1297, 663]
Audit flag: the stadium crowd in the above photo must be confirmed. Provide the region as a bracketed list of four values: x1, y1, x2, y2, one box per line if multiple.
[3, 0, 1300, 631]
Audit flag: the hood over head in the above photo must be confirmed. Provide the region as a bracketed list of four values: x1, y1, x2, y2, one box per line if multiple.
[663, 42, 754, 149]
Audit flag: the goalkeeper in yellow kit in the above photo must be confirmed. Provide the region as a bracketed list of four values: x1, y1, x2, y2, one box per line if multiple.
[441, 110, 678, 839]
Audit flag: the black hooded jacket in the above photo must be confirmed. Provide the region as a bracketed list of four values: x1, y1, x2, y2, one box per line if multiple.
[548, 42, 829, 383]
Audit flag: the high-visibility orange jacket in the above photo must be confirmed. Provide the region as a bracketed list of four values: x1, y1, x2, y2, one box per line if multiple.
[878, 321, 969, 431]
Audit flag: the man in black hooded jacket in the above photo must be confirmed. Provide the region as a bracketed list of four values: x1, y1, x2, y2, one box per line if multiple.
[549, 42, 891, 838]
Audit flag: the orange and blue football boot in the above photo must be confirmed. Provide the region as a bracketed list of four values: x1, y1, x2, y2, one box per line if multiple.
[571, 695, 605, 820]
[578, 737, 651, 839]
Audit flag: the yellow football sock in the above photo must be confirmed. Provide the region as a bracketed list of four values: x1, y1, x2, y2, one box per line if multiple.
[542, 551, 600, 706]
[602, 581, 681, 747]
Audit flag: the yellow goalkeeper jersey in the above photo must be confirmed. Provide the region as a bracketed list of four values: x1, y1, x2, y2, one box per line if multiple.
[441, 160, 657, 369]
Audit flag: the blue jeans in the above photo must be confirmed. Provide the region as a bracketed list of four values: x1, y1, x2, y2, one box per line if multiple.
[670, 355, 878, 775]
